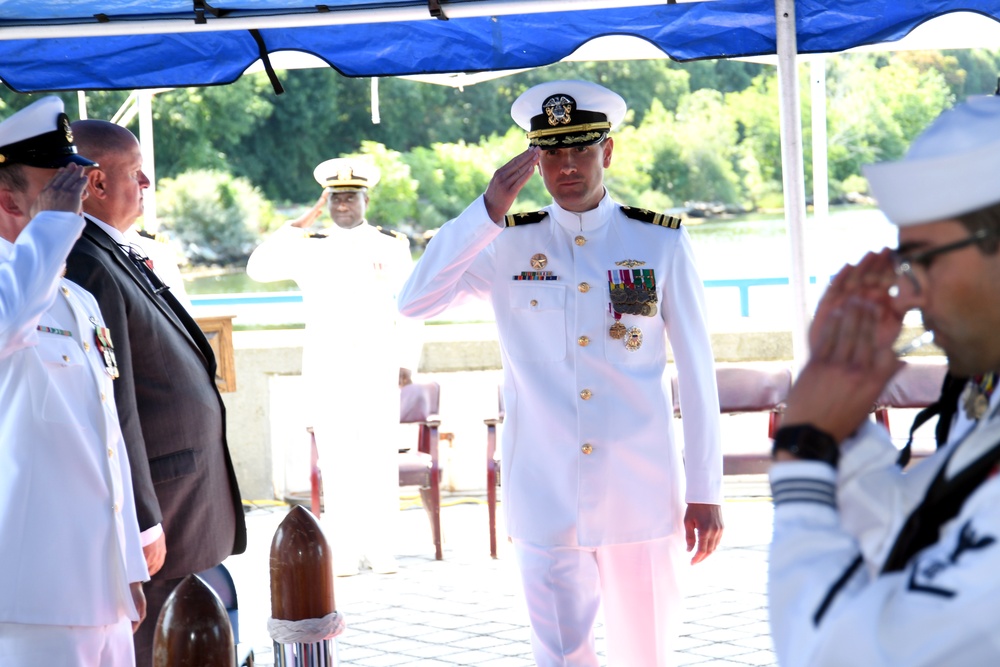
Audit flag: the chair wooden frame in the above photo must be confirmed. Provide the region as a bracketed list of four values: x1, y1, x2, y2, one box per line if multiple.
[873, 360, 948, 431]
[307, 382, 445, 561]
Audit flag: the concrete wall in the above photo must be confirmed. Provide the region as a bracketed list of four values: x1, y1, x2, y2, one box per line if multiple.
[223, 322, 941, 501]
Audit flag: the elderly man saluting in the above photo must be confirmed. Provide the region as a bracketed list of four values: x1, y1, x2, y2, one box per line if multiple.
[0, 97, 148, 665]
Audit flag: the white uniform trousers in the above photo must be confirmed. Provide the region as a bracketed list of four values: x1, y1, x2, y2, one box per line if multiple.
[512, 534, 686, 667]
[0, 616, 135, 666]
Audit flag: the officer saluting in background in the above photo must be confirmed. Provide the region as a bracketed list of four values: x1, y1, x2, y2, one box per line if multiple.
[399, 80, 724, 666]
[247, 157, 421, 577]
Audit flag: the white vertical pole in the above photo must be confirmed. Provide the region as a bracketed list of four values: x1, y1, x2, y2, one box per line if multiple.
[810, 56, 829, 223]
[77, 91, 88, 120]
[775, 0, 810, 370]
[371, 77, 381, 125]
[137, 90, 158, 231]
[809, 56, 831, 317]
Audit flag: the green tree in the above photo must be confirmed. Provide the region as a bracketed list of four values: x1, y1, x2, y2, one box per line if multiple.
[157, 170, 276, 264]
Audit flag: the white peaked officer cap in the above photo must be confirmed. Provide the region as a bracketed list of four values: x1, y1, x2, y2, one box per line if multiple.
[0, 96, 97, 169]
[511, 79, 627, 148]
[312, 157, 381, 191]
[863, 95, 1000, 226]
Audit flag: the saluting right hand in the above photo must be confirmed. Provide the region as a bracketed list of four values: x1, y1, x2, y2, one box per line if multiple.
[484, 147, 540, 224]
[30, 163, 89, 219]
[291, 188, 331, 229]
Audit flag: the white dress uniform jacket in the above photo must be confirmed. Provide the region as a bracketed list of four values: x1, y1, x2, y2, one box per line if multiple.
[247, 220, 419, 558]
[399, 193, 722, 547]
[769, 406, 1000, 666]
[0, 211, 147, 626]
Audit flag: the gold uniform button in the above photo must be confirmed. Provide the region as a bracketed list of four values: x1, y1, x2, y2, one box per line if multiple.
[112, 503, 119, 513]
[60, 286, 69, 295]
[580, 389, 593, 400]
[83, 342, 91, 352]
[107, 448, 114, 458]
[530, 299, 538, 307]
[581, 443, 594, 455]
[62, 355, 70, 362]
[578, 282, 590, 293]
[577, 335, 590, 347]
[100, 392, 106, 402]
[575, 235, 586, 246]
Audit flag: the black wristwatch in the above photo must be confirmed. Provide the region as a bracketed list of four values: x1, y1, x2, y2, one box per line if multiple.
[772, 424, 840, 468]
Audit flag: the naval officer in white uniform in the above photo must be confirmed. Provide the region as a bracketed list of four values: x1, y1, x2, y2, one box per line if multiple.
[247, 158, 420, 576]
[399, 80, 724, 666]
[0, 97, 148, 665]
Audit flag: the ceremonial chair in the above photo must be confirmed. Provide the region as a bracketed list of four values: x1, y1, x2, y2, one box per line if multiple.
[873, 359, 948, 462]
[484, 385, 505, 559]
[398, 381, 445, 561]
[307, 381, 445, 560]
[873, 360, 948, 430]
[672, 364, 793, 475]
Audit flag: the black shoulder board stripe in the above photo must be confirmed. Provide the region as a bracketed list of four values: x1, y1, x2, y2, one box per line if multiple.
[505, 210, 548, 228]
[620, 205, 682, 229]
[376, 226, 405, 239]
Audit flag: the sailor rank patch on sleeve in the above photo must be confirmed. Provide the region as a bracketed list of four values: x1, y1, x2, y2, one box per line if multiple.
[505, 210, 549, 228]
[620, 206, 682, 229]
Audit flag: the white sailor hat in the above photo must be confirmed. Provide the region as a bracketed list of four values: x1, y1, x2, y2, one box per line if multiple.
[863, 95, 1000, 226]
[0, 96, 97, 169]
[511, 80, 627, 149]
[312, 157, 381, 192]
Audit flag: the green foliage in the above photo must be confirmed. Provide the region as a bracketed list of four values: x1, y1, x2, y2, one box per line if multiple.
[0, 49, 985, 264]
[157, 170, 276, 264]
[826, 54, 952, 187]
[351, 141, 419, 229]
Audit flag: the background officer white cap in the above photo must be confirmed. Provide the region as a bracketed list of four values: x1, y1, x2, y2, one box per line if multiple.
[0, 95, 97, 168]
[864, 95, 1000, 227]
[510, 79, 627, 149]
[313, 157, 381, 192]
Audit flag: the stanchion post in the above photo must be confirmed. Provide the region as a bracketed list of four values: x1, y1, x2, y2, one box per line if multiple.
[152, 574, 236, 666]
[269, 505, 343, 666]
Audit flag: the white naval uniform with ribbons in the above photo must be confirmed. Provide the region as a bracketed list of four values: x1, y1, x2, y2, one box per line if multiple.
[0, 211, 147, 649]
[769, 394, 1000, 667]
[399, 192, 722, 665]
[247, 220, 420, 565]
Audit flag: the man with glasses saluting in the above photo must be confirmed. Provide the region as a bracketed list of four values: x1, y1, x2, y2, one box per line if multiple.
[768, 95, 1000, 666]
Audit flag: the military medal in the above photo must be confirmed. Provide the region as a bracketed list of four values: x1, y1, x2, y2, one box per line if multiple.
[530, 253, 548, 269]
[608, 267, 657, 317]
[608, 306, 625, 340]
[93, 324, 119, 379]
[963, 373, 995, 420]
[624, 326, 643, 351]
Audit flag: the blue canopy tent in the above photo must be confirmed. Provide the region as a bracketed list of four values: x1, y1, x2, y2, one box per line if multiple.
[1, 1, 999, 92]
[1, 0, 998, 362]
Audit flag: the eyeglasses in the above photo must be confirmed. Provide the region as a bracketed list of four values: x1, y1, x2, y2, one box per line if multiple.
[892, 229, 996, 295]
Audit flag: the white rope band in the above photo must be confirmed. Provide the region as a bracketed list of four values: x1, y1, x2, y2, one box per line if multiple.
[268, 611, 346, 644]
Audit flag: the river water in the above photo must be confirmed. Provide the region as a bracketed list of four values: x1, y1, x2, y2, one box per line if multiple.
[183, 206, 901, 327]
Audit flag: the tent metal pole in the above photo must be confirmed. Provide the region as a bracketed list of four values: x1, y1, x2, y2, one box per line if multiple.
[775, 0, 809, 370]
[137, 91, 158, 232]
[0, 0, 673, 40]
[77, 91, 88, 121]
[810, 56, 828, 223]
